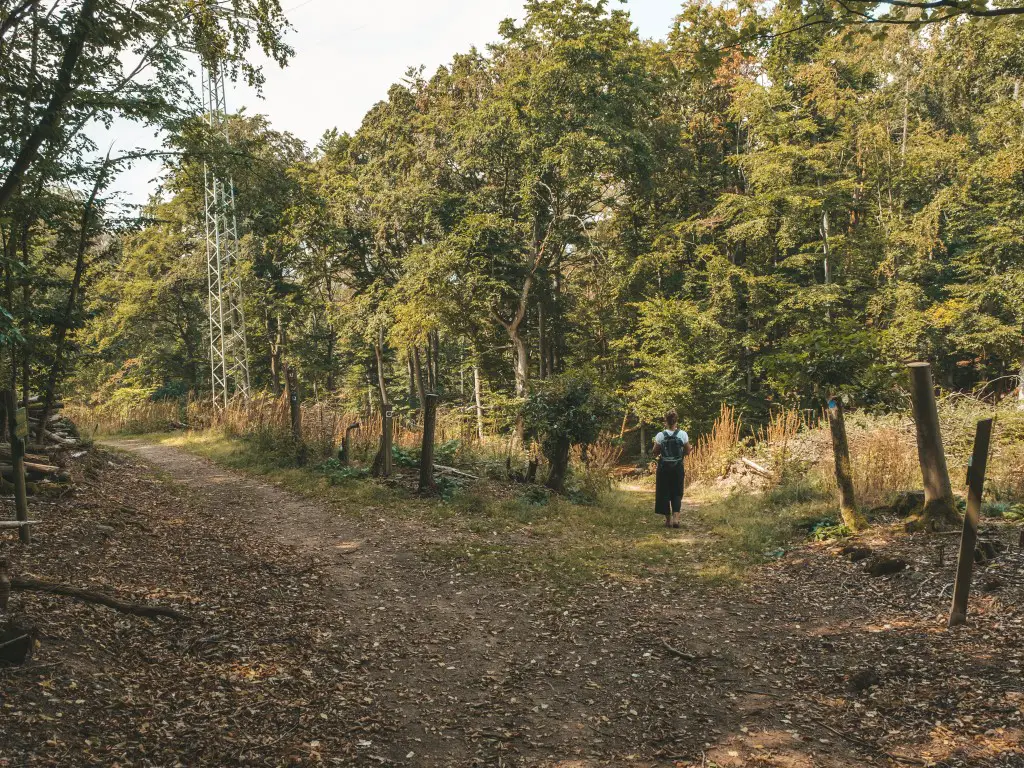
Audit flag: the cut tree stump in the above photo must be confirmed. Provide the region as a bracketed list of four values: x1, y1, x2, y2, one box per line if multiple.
[0, 624, 35, 666]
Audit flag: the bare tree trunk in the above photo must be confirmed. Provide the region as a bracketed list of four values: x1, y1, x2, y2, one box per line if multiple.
[36, 155, 111, 443]
[821, 211, 832, 286]
[429, 330, 440, 391]
[4, 389, 29, 544]
[412, 346, 427, 417]
[538, 303, 547, 380]
[1018, 357, 1024, 406]
[511, 331, 529, 399]
[269, 315, 284, 397]
[371, 332, 392, 478]
[473, 365, 485, 442]
[418, 393, 439, 494]
[407, 354, 416, 408]
[908, 362, 958, 529]
[545, 436, 571, 493]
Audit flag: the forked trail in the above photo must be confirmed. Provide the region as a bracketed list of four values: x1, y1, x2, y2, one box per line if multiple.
[5, 439, 1012, 767]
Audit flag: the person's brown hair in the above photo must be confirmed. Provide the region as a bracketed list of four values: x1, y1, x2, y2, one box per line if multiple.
[664, 409, 678, 427]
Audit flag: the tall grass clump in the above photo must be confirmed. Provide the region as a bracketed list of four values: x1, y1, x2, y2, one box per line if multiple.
[686, 403, 742, 486]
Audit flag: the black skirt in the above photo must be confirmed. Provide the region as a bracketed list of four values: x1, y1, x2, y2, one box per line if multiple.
[655, 460, 684, 516]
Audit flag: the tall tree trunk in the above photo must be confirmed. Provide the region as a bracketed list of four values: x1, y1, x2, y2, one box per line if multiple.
[407, 353, 417, 408]
[511, 330, 529, 399]
[0, 0, 97, 212]
[1018, 357, 1024, 406]
[268, 315, 284, 397]
[821, 210, 832, 286]
[538, 303, 547, 380]
[412, 346, 426, 414]
[325, 333, 336, 393]
[36, 155, 111, 443]
[418, 393, 439, 494]
[19, 222, 30, 410]
[473, 365, 485, 441]
[545, 436, 571, 493]
[429, 329, 440, 391]
[371, 330, 392, 477]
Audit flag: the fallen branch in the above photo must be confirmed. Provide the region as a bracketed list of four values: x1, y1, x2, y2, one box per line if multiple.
[0, 521, 38, 529]
[12, 577, 187, 620]
[741, 458, 772, 478]
[807, 716, 927, 765]
[0, 634, 30, 652]
[433, 464, 480, 480]
[660, 638, 699, 662]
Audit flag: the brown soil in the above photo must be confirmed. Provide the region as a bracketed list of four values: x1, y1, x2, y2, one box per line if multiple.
[1, 441, 1021, 767]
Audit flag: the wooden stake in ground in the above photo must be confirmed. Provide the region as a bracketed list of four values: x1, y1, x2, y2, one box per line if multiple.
[340, 422, 360, 466]
[3, 391, 30, 544]
[826, 397, 866, 530]
[419, 393, 439, 494]
[907, 362, 958, 528]
[948, 418, 993, 628]
[373, 410, 394, 478]
[285, 365, 306, 466]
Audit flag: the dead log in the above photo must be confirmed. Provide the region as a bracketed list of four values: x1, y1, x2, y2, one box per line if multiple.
[741, 458, 772, 478]
[11, 577, 187, 620]
[433, 463, 480, 480]
[42, 430, 77, 447]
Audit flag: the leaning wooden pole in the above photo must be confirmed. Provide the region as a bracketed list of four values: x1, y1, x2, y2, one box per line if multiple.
[826, 397, 866, 531]
[419, 393, 439, 494]
[948, 418, 993, 628]
[3, 391, 30, 544]
[907, 362, 958, 528]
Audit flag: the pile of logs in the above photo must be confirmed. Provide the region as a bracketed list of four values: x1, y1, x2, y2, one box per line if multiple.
[0, 445, 69, 486]
[1, 397, 77, 493]
[24, 397, 79, 450]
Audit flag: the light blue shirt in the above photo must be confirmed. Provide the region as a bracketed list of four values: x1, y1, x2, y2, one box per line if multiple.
[654, 428, 689, 446]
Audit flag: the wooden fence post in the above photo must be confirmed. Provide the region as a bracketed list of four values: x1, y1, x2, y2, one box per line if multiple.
[4, 391, 30, 544]
[285, 365, 306, 466]
[948, 418, 993, 628]
[827, 397, 866, 530]
[907, 362, 958, 528]
[340, 422, 360, 466]
[419, 393, 439, 493]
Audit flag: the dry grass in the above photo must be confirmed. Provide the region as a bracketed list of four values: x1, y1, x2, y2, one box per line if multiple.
[686, 403, 742, 486]
[757, 406, 812, 482]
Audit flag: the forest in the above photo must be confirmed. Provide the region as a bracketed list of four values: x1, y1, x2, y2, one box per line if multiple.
[2, 1, 1024, 766]
[54, 0, 1024, 440]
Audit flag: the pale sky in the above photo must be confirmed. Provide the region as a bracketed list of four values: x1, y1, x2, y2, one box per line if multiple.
[105, 0, 685, 208]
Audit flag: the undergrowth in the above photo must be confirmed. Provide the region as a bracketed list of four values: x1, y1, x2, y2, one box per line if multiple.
[118, 431, 801, 589]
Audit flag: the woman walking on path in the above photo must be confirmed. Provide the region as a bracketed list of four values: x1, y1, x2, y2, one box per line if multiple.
[653, 410, 689, 528]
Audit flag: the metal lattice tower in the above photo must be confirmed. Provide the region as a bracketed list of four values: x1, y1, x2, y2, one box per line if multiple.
[201, 63, 250, 406]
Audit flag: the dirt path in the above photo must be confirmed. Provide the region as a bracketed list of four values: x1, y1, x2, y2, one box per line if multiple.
[4, 441, 1019, 767]
[102, 438, 752, 767]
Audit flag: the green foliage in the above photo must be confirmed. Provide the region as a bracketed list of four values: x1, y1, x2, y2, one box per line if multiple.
[315, 458, 370, 485]
[522, 373, 613, 460]
[52, 0, 1024, 464]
